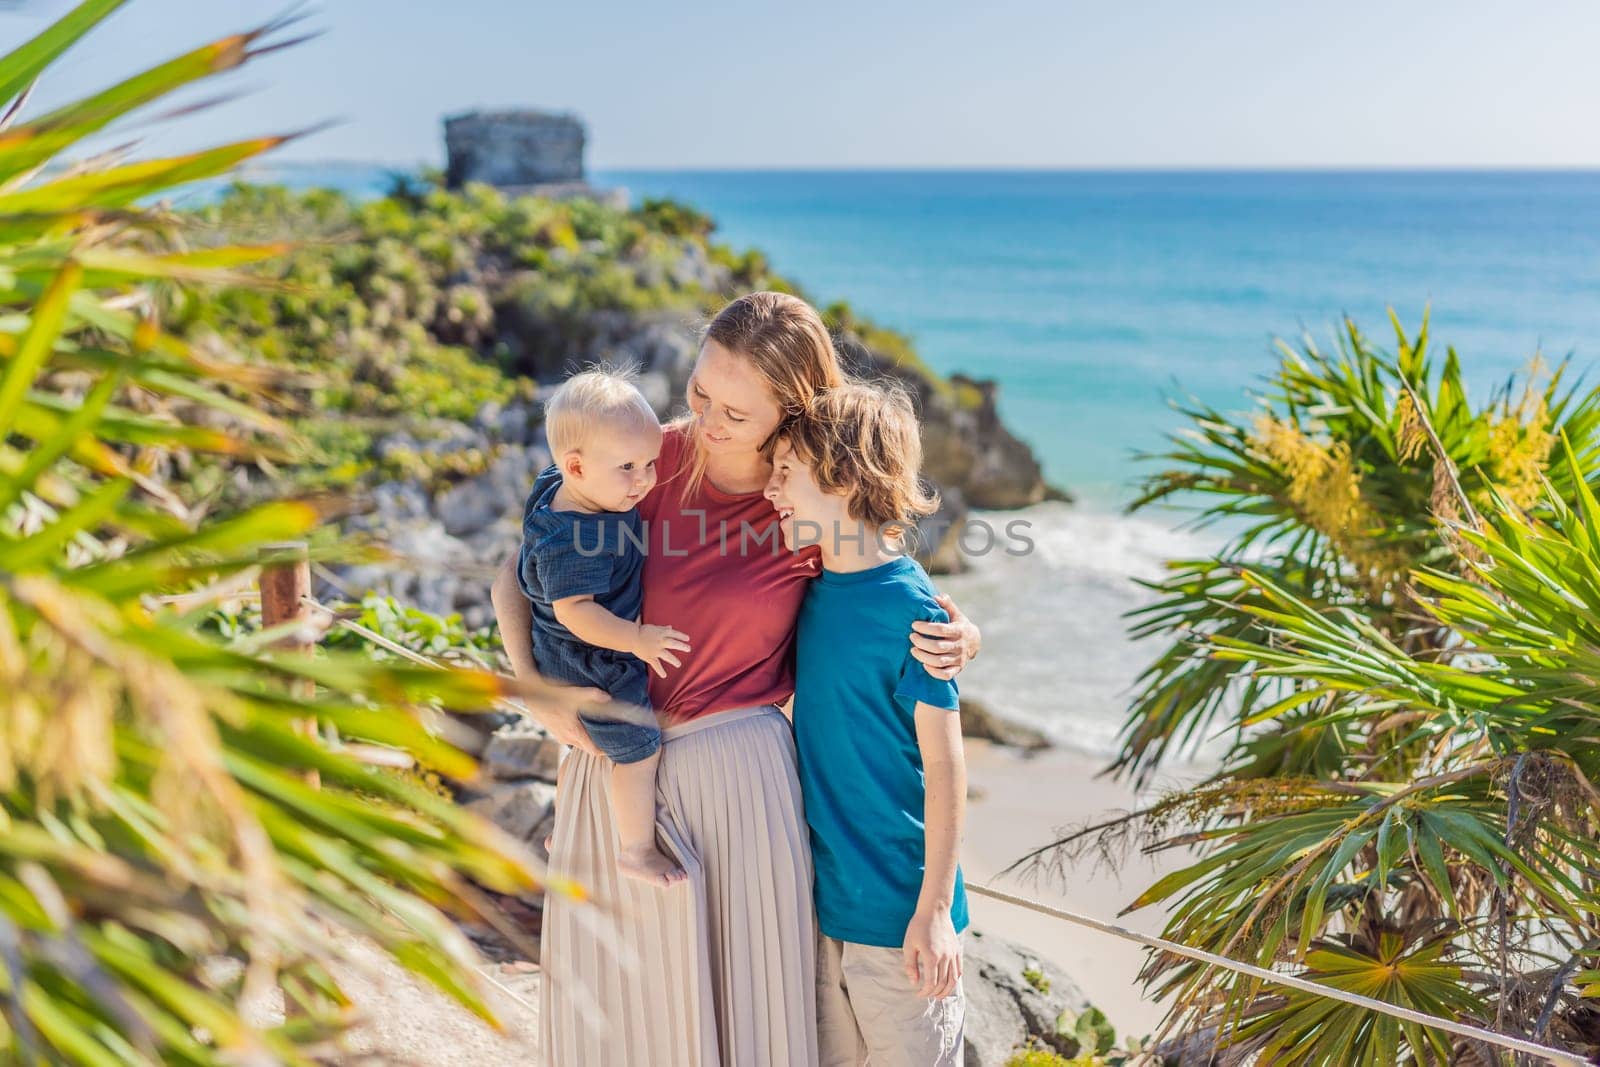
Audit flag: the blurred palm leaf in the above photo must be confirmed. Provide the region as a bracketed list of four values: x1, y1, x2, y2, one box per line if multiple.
[0, 4, 587, 1063]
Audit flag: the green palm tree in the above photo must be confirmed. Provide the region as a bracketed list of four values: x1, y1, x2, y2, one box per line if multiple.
[0, 4, 582, 1062]
[1135, 451, 1600, 1063]
[1118, 314, 1600, 782]
[1020, 318, 1600, 1063]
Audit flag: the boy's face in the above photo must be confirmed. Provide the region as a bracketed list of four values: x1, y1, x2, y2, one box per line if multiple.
[764, 439, 852, 551]
[563, 422, 663, 512]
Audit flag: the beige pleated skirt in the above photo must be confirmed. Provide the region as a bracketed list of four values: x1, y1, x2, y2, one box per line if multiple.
[540, 703, 819, 1067]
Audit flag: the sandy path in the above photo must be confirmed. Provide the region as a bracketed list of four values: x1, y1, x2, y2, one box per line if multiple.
[313, 932, 543, 1065]
[961, 740, 1209, 1041]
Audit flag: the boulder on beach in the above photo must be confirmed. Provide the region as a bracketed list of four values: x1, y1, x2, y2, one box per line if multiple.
[962, 928, 1101, 1065]
[960, 696, 1052, 752]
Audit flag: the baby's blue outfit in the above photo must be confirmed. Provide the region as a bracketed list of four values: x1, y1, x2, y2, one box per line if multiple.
[516, 464, 658, 764]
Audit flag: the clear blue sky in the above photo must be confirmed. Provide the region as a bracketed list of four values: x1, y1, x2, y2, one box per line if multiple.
[5, 0, 1600, 168]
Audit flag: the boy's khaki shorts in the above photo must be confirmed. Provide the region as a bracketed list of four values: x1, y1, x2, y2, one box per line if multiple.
[816, 932, 965, 1066]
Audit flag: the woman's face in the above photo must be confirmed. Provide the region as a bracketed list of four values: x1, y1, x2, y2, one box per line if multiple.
[686, 339, 785, 460]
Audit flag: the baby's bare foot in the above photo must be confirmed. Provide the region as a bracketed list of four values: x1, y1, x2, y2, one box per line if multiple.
[617, 843, 687, 889]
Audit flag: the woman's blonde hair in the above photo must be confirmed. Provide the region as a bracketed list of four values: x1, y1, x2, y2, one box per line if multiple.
[675, 291, 846, 499]
[544, 366, 659, 458]
[782, 379, 939, 541]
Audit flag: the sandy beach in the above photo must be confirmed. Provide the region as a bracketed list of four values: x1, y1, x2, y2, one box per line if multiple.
[961, 740, 1210, 1041]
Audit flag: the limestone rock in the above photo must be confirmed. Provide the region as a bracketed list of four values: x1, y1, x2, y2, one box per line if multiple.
[528, 806, 557, 868]
[463, 780, 557, 843]
[960, 697, 1051, 752]
[1154, 1028, 1221, 1066]
[443, 709, 523, 759]
[482, 728, 564, 783]
[370, 479, 432, 522]
[833, 335, 1070, 513]
[963, 929, 1089, 1065]
[914, 485, 971, 576]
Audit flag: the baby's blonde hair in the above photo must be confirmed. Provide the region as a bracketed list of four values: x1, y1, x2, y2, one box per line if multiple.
[781, 379, 939, 540]
[544, 366, 660, 457]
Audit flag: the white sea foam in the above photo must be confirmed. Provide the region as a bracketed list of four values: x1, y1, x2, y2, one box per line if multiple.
[938, 501, 1226, 763]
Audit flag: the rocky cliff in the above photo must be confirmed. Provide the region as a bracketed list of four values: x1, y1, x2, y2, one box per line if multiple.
[185, 182, 1068, 625]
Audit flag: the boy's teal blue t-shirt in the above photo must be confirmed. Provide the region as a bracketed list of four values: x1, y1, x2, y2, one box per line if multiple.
[794, 555, 968, 948]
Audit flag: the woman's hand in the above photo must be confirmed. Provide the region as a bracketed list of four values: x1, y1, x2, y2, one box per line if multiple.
[909, 593, 981, 681]
[522, 685, 610, 756]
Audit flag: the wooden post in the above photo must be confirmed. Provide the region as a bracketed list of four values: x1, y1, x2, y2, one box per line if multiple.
[259, 540, 319, 788]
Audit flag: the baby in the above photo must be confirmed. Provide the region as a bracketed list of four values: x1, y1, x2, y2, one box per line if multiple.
[515, 368, 690, 888]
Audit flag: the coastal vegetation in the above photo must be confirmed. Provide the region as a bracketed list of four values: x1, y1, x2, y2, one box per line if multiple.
[18, 3, 1595, 1065]
[0, 5, 574, 1062]
[0, 3, 1057, 1061]
[171, 176, 980, 505]
[1030, 318, 1600, 1063]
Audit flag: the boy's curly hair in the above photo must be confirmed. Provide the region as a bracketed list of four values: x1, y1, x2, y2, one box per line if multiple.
[782, 379, 940, 540]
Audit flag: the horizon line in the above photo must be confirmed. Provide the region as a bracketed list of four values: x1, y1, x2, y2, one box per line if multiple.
[249, 158, 1600, 175]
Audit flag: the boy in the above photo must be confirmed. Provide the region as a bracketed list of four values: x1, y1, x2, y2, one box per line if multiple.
[764, 380, 968, 1065]
[516, 368, 691, 888]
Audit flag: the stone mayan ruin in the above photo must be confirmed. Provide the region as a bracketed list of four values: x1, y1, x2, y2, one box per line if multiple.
[442, 110, 622, 205]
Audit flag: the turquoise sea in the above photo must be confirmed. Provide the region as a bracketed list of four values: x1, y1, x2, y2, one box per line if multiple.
[602, 169, 1600, 508]
[210, 163, 1600, 756]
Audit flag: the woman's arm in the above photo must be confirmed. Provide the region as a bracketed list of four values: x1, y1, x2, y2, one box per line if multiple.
[909, 592, 981, 681]
[901, 701, 965, 998]
[491, 554, 604, 754]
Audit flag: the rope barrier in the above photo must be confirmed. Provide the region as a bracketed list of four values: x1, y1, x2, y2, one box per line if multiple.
[965, 882, 1590, 1066]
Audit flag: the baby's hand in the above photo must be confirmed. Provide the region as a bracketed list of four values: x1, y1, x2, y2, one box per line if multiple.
[633, 623, 691, 678]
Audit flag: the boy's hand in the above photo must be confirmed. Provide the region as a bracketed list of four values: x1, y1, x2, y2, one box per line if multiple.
[633, 623, 691, 678]
[902, 906, 961, 999]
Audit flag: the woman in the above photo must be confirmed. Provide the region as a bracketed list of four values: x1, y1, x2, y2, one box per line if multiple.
[491, 291, 980, 1066]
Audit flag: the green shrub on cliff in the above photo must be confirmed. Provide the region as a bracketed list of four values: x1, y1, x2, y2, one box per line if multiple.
[171, 176, 949, 503]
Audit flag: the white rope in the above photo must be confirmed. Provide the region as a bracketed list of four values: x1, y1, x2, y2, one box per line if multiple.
[295, 595, 547, 725]
[475, 966, 540, 1014]
[966, 882, 1588, 1066]
[298, 594, 461, 673]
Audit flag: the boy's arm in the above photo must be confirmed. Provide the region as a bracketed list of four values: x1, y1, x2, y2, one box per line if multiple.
[915, 700, 966, 918]
[902, 700, 966, 999]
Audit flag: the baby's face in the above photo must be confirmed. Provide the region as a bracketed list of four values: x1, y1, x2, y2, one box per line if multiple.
[570, 422, 663, 512]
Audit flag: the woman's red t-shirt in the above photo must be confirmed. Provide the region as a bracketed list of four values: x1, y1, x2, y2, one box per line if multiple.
[637, 426, 820, 721]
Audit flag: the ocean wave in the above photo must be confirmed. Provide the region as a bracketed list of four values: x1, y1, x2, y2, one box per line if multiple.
[940, 501, 1226, 764]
